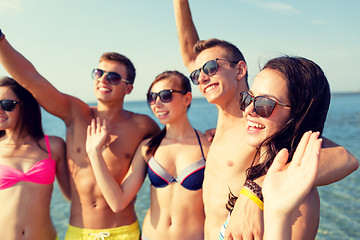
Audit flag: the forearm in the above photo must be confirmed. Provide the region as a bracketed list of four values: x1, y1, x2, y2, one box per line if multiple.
[173, 0, 199, 71]
[315, 137, 359, 186]
[0, 35, 44, 90]
[0, 32, 76, 120]
[264, 210, 291, 240]
[88, 150, 131, 212]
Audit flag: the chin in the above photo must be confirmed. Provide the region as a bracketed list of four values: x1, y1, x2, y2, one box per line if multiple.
[204, 95, 219, 105]
[246, 135, 265, 149]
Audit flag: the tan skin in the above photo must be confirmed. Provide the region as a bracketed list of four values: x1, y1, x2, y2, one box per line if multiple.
[242, 69, 320, 239]
[262, 132, 321, 240]
[0, 86, 68, 240]
[0, 38, 160, 229]
[142, 78, 210, 240]
[172, 0, 359, 239]
[86, 76, 210, 239]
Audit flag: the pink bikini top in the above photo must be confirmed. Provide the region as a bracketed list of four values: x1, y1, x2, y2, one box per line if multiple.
[0, 135, 56, 190]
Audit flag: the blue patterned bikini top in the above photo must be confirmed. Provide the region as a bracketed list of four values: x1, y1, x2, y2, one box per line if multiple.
[147, 130, 206, 191]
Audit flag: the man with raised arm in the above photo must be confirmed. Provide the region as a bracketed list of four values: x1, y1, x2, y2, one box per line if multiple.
[0, 29, 159, 239]
[172, 1, 359, 239]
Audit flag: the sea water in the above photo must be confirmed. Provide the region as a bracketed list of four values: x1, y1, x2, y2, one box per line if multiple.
[45, 94, 360, 240]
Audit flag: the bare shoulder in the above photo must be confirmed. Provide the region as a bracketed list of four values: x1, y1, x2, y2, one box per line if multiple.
[131, 112, 156, 125]
[130, 112, 160, 136]
[138, 137, 153, 162]
[47, 136, 66, 162]
[291, 187, 320, 239]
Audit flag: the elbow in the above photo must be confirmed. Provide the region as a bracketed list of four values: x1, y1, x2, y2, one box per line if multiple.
[109, 201, 129, 213]
[110, 205, 123, 213]
[345, 147, 359, 174]
[350, 155, 359, 173]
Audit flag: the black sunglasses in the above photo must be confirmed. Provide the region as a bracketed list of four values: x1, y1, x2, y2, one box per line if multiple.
[239, 91, 290, 118]
[147, 89, 187, 105]
[0, 100, 20, 112]
[190, 58, 238, 85]
[91, 68, 130, 85]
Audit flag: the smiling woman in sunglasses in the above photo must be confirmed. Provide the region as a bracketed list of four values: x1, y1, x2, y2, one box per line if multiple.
[0, 77, 69, 240]
[86, 70, 210, 240]
[220, 56, 333, 240]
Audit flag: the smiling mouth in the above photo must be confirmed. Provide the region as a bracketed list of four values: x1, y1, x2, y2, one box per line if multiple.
[156, 111, 169, 118]
[204, 83, 218, 93]
[247, 120, 265, 129]
[98, 86, 111, 93]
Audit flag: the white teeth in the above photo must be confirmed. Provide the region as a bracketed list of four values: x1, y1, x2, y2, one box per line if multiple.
[99, 87, 110, 92]
[157, 112, 168, 117]
[204, 85, 216, 93]
[248, 120, 265, 129]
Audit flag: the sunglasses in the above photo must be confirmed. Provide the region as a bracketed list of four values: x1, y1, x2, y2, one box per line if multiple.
[190, 58, 238, 85]
[91, 68, 130, 85]
[239, 91, 290, 118]
[147, 89, 187, 105]
[0, 100, 20, 112]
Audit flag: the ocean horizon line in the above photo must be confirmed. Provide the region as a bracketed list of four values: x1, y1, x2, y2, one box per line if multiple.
[84, 91, 360, 105]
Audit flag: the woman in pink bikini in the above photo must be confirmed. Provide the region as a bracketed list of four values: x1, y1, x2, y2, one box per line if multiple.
[0, 77, 69, 240]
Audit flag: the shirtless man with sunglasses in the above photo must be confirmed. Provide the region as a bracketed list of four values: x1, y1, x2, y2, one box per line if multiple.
[0, 29, 159, 239]
[172, 1, 359, 239]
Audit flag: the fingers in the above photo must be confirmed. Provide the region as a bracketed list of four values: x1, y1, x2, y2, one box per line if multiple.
[87, 118, 107, 136]
[267, 148, 289, 174]
[87, 118, 96, 136]
[291, 131, 312, 166]
[302, 137, 321, 179]
[205, 128, 216, 142]
[102, 118, 108, 131]
[301, 132, 320, 166]
[96, 117, 101, 133]
[87, 124, 91, 137]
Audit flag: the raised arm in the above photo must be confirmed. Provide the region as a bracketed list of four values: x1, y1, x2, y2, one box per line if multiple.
[315, 137, 359, 186]
[173, 0, 199, 71]
[0, 30, 87, 122]
[85, 118, 147, 212]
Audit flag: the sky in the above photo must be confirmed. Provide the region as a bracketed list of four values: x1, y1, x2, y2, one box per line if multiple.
[1, 0, 359, 102]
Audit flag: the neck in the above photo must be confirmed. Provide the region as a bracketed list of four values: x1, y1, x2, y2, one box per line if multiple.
[0, 131, 33, 146]
[165, 115, 194, 140]
[96, 100, 128, 123]
[216, 98, 244, 131]
[213, 78, 248, 128]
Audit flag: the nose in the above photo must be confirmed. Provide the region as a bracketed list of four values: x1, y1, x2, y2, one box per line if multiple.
[154, 96, 164, 106]
[198, 70, 210, 85]
[98, 73, 109, 84]
[244, 100, 256, 116]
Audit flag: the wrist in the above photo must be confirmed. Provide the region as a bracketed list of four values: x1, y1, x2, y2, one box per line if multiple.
[87, 147, 102, 157]
[264, 211, 292, 240]
[240, 187, 264, 210]
[244, 179, 263, 201]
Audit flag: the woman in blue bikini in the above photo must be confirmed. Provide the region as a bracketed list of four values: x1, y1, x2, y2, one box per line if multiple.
[86, 70, 210, 239]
